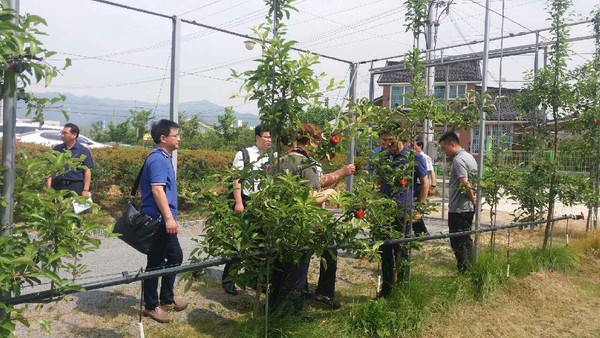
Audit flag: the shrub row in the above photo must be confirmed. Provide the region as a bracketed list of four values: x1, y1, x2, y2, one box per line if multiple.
[13, 143, 367, 202]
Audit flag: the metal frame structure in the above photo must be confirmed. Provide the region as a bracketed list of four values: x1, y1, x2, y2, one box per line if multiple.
[1, 0, 596, 313]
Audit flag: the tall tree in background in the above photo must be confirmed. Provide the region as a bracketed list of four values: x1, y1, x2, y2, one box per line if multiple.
[215, 107, 241, 144]
[298, 105, 341, 127]
[129, 108, 153, 142]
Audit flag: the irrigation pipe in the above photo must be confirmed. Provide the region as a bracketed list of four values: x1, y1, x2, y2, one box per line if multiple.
[2, 214, 582, 306]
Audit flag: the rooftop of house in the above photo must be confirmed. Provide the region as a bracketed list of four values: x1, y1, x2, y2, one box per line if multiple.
[478, 86, 525, 122]
[377, 60, 482, 84]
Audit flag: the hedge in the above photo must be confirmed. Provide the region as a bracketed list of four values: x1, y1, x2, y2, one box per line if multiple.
[11, 143, 368, 204]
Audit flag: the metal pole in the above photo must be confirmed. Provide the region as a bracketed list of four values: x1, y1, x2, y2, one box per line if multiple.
[368, 61, 375, 151]
[358, 19, 592, 65]
[474, 0, 492, 261]
[169, 16, 180, 173]
[442, 65, 450, 221]
[424, 0, 436, 158]
[346, 63, 358, 192]
[1, 0, 19, 319]
[534, 32, 540, 77]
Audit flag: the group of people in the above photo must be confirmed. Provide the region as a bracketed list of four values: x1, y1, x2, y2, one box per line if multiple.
[224, 123, 355, 315]
[48, 119, 477, 324]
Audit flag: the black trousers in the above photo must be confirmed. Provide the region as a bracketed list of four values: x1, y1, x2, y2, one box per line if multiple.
[51, 179, 84, 196]
[143, 227, 183, 309]
[222, 194, 250, 286]
[412, 184, 429, 236]
[379, 217, 411, 298]
[269, 254, 310, 314]
[52, 179, 84, 227]
[448, 212, 475, 273]
[315, 249, 337, 298]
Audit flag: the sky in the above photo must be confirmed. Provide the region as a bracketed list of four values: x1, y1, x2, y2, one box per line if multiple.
[20, 0, 597, 117]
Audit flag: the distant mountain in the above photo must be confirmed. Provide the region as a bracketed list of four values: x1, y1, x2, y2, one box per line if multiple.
[17, 92, 261, 130]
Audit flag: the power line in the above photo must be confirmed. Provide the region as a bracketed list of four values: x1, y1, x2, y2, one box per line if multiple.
[177, 0, 224, 16]
[465, 0, 590, 61]
[300, 6, 406, 47]
[295, 2, 405, 46]
[304, 14, 410, 50]
[87, 0, 352, 64]
[154, 54, 171, 113]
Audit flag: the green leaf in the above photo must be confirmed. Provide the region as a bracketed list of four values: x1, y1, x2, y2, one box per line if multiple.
[38, 320, 51, 334]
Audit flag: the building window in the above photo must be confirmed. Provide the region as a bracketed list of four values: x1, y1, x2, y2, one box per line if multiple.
[471, 124, 513, 154]
[390, 86, 412, 108]
[434, 84, 467, 99]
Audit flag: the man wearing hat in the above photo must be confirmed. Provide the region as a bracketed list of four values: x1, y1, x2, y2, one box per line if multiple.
[270, 124, 354, 314]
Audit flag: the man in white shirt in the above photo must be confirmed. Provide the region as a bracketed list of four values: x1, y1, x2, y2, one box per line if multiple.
[224, 124, 272, 295]
[414, 136, 436, 197]
[411, 136, 436, 236]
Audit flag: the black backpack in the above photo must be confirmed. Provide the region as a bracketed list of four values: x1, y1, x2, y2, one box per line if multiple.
[227, 147, 251, 203]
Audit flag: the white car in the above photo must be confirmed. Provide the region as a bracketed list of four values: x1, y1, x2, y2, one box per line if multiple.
[0, 122, 63, 139]
[17, 130, 108, 148]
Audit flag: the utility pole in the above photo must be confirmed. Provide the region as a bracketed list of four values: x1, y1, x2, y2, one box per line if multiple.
[169, 16, 181, 173]
[423, 0, 437, 156]
[1, 0, 20, 319]
[346, 63, 358, 192]
[474, 0, 492, 261]
[1, 0, 19, 235]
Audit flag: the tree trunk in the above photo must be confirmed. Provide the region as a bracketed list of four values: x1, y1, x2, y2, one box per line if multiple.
[543, 114, 559, 249]
[587, 207, 592, 232]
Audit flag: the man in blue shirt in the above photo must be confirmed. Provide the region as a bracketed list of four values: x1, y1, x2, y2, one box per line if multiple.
[46, 123, 94, 198]
[376, 129, 429, 298]
[140, 119, 187, 323]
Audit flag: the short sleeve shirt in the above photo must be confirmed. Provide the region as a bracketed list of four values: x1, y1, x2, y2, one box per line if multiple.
[380, 147, 428, 207]
[278, 153, 322, 190]
[140, 148, 178, 220]
[449, 149, 478, 213]
[232, 145, 275, 195]
[416, 151, 434, 185]
[52, 141, 94, 181]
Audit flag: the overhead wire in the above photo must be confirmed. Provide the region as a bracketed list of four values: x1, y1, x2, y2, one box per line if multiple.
[299, 6, 407, 47]
[177, 0, 226, 16]
[154, 54, 171, 114]
[298, 6, 405, 45]
[465, 0, 590, 61]
[304, 15, 410, 50]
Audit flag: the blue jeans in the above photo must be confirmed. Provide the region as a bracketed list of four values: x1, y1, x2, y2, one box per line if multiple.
[143, 228, 183, 310]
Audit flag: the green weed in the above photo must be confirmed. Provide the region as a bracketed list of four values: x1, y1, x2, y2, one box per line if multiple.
[469, 249, 509, 299]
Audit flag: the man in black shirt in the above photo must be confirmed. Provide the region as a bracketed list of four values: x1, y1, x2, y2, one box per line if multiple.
[46, 123, 94, 198]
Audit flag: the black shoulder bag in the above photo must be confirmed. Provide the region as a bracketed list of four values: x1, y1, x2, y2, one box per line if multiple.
[112, 159, 161, 255]
[227, 147, 251, 203]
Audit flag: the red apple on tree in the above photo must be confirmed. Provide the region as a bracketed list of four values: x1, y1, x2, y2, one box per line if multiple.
[331, 135, 340, 145]
[355, 209, 365, 219]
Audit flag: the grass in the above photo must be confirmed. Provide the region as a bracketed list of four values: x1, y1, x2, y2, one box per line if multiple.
[144, 230, 594, 338]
